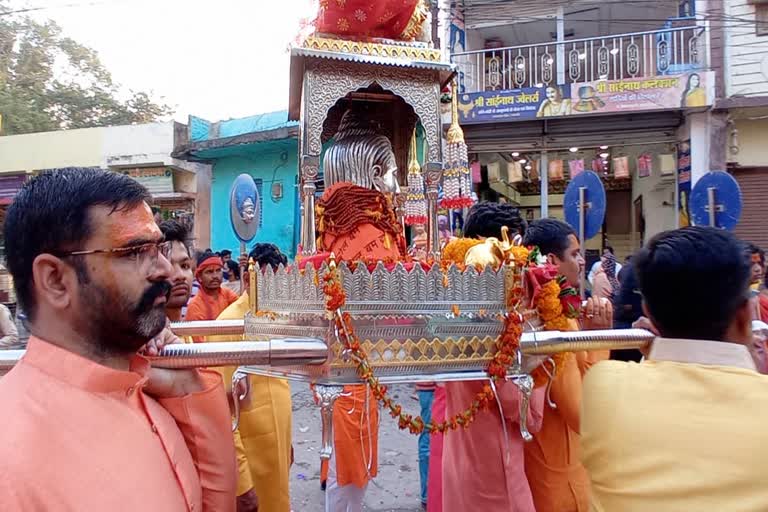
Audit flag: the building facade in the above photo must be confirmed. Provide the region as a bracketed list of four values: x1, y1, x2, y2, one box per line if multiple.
[718, 0, 768, 249]
[444, 0, 721, 263]
[175, 111, 301, 259]
[0, 121, 212, 256]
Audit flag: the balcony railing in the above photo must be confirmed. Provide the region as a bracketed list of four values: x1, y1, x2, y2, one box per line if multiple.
[452, 25, 708, 94]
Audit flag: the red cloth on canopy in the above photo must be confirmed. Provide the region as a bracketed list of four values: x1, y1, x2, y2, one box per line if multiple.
[315, 0, 426, 41]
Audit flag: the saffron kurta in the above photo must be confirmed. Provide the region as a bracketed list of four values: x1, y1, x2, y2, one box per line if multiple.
[333, 385, 379, 487]
[209, 293, 293, 512]
[0, 336, 237, 511]
[186, 287, 239, 323]
[442, 380, 545, 512]
[582, 340, 768, 511]
[524, 349, 610, 512]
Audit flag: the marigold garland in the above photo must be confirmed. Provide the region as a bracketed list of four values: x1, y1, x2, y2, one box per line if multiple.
[529, 273, 581, 387]
[322, 258, 525, 435]
[442, 238, 482, 264]
[319, 239, 579, 434]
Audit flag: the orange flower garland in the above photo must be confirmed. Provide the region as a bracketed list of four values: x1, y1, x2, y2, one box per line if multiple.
[529, 275, 580, 387]
[319, 239, 580, 434]
[322, 258, 525, 435]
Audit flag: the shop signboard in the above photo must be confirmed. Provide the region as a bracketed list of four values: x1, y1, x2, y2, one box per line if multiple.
[458, 86, 568, 123]
[458, 71, 713, 124]
[119, 167, 174, 195]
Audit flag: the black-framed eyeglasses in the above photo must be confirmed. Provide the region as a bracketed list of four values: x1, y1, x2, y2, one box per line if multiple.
[63, 241, 172, 268]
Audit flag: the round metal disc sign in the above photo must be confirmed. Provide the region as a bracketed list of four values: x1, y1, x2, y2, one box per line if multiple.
[563, 171, 606, 240]
[230, 174, 260, 243]
[690, 171, 742, 230]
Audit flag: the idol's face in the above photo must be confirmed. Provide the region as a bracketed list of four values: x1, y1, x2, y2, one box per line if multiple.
[373, 153, 400, 194]
[240, 197, 256, 224]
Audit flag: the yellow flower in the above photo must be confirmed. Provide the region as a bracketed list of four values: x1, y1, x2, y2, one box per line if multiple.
[544, 316, 571, 331]
[442, 238, 482, 264]
[508, 246, 529, 266]
[536, 281, 563, 321]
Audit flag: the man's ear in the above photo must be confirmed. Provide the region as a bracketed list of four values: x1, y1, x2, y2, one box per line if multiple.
[729, 299, 755, 345]
[31, 254, 76, 313]
[546, 253, 558, 265]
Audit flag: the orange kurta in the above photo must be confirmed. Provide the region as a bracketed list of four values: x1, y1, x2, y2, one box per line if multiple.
[333, 385, 379, 487]
[0, 336, 237, 510]
[186, 286, 239, 341]
[524, 348, 610, 512]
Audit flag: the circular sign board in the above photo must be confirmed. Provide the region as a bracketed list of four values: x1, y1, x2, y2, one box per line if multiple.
[563, 171, 606, 240]
[690, 171, 742, 230]
[229, 174, 260, 243]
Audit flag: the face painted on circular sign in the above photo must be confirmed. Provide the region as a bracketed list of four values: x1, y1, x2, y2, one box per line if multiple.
[239, 196, 257, 224]
[230, 174, 260, 242]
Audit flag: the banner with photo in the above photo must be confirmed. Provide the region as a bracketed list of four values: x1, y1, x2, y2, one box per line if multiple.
[457, 86, 568, 123]
[677, 140, 692, 228]
[570, 71, 713, 115]
[458, 71, 713, 124]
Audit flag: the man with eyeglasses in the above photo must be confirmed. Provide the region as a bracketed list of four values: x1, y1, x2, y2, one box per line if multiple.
[0, 168, 237, 510]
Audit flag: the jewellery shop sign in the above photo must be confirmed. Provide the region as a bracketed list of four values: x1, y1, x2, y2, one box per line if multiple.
[457, 71, 713, 124]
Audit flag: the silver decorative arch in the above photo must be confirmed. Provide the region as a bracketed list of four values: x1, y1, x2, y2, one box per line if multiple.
[301, 60, 442, 165]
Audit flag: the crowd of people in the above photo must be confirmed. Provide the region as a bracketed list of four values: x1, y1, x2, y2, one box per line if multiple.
[2, 168, 768, 512]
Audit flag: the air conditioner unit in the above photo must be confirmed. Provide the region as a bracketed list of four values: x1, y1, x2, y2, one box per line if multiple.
[652, 173, 676, 191]
[659, 173, 675, 183]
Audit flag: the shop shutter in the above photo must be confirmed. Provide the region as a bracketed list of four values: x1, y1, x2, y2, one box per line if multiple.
[733, 167, 768, 250]
[464, 111, 681, 153]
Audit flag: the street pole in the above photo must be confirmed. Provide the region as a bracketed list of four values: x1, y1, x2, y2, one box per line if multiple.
[579, 186, 586, 300]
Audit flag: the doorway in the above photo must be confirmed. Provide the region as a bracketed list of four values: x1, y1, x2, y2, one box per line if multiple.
[633, 195, 645, 247]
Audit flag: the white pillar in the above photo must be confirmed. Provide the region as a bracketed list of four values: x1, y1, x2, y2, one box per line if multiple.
[438, 0, 451, 61]
[556, 7, 566, 86]
[688, 112, 710, 188]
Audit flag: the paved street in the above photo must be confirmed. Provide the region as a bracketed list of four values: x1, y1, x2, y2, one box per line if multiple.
[289, 382, 424, 512]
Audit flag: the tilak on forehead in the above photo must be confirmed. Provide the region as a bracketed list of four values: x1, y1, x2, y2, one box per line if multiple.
[103, 202, 161, 247]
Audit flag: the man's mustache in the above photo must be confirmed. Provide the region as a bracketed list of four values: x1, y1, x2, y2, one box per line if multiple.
[135, 281, 172, 314]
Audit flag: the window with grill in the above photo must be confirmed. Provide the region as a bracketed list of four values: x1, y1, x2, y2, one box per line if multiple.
[254, 178, 264, 227]
[751, 0, 768, 36]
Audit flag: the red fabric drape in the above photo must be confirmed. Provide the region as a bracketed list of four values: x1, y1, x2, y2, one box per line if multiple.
[315, 0, 422, 40]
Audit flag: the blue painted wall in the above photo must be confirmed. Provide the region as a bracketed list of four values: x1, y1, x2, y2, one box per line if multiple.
[210, 139, 299, 259]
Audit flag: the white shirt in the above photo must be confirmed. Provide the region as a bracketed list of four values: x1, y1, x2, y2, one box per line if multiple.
[588, 260, 622, 285]
[0, 304, 19, 348]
